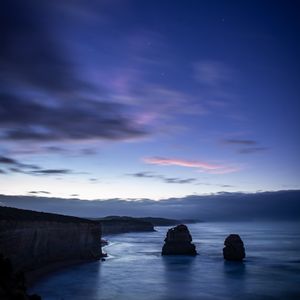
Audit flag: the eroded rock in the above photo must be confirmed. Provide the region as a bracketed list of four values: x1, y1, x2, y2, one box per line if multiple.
[162, 224, 197, 255]
[223, 234, 245, 261]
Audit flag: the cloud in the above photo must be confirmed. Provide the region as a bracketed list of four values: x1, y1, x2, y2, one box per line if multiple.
[0, 94, 146, 142]
[0, 169, 6, 174]
[1, 190, 299, 221]
[164, 178, 196, 184]
[143, 157, 239, 174]
[0, 155, 75, 176]
[222, 139, 268, 155]
[28, 191, 51, 195]
[0, 155, 39, 170]
[129, 171, 197, 185]
[30, 169, 73, 175]
[223, 139, 257, 145]
[0, 1, 147, 145]
[1, 0, 93, 95]
[194, 60, 233, 87]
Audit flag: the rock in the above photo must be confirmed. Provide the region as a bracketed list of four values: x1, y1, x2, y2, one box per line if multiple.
[162, 224, 197, 255]
[223, 234, 245, 261]
[0, 254, 42, 300]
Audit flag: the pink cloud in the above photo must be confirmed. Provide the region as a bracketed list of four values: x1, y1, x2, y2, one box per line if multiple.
[143, 156, 240, 174]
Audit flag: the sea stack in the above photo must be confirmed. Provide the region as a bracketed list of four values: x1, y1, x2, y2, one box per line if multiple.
[223, 234, 245, 261]
[162, 224, 197, 255]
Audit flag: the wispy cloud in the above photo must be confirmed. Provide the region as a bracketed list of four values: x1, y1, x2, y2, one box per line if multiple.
[238, 147, 268, 154]
[144, 157, 220, 170]
[194, 60, 233, 87]
[28, 191, 51, 195]
[0, 155, 39, 170]
[0, 155, 76, 176]
[143, 157, 239, 174]
[223, 139, 257, 145]
[30, 169, 73, 175]
[222, 139, 268, 154]
[128, 171, 197, 184]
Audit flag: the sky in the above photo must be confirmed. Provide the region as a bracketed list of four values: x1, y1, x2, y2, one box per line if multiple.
[0, 0, 300, 200]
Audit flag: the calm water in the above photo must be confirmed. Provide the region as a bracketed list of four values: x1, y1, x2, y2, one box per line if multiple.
[30, 222, 300, 300]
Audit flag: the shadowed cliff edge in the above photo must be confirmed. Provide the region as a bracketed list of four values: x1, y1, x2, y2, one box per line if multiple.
[0, 206, 103, 288]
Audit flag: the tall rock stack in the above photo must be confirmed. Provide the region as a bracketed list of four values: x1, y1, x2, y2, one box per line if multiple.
[162, 224, 197, 255]
[223, 234, 245, 261]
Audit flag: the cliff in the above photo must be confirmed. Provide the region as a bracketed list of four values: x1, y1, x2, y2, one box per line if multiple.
[0, 206, 102, 275]
[97, 216, 155, 235]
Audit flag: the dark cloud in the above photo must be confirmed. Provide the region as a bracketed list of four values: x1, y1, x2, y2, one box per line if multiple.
[238, 147, 268, 154]
[28, 191, 51, 195]
[89, 178, 99, 183]
[163, 178, 196, 184]
[0, 1, 146, 144]
[220, 184, 234, 188]
[0, 156, 17, 164]
[0, 0, 92, 95]
[44, 146, 67, 153]
[0, 155, 39, 170]
[129, 172, 197, 185]
[70, 194, 79, 197]
[0, 94, 145, 142]
[30, 169, 72, 175]
[131, 172, 156, 178]
[1, 155, 74, 176]
[222, 139, 268, 155]
[1, 190, 299, 221]
[81, 149, 98, 155]
[0, 169, 6, 174]
[223, 139, 257, 145]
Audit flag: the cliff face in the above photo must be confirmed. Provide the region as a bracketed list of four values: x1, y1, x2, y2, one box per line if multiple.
[0, 207, 102, 273]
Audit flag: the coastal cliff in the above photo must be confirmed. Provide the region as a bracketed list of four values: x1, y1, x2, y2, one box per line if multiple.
[0, 206, 102, 274]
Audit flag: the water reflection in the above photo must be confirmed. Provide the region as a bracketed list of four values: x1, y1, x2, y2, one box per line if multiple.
[223, 260, 246, 278]
[162, 256, 196, 299]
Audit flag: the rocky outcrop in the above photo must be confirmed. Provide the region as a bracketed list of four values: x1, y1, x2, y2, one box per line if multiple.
[162, 224, 197, 255]
[98, 216, 155, 235]
[223, 234, 245, 261]
[0, 206, 102, 276]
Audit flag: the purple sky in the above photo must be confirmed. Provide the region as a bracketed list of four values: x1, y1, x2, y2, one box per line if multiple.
[0, 0, 299, 200]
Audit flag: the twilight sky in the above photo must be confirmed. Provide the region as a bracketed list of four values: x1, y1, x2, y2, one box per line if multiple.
[0, 0, 299, 200]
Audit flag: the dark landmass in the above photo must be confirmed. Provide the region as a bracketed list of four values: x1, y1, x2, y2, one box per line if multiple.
[0, 206, 98, 223]
[98, 216, 189, 226]
[0, 206, 102, 288]
[0, 254, 41, 300]
[1, 190, 299, 221]
[95, 216, 155, 235]
[137, 217, 199, 226]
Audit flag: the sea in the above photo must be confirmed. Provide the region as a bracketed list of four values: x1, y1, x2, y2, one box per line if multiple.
[29, 222, 300, 300]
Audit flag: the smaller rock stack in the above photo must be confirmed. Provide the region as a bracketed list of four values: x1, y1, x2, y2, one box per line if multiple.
[223, 234, 245, 261]
[162, 224, 197, 255]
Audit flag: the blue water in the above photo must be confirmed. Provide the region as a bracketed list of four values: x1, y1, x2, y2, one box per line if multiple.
[30, 222, 300, 300]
